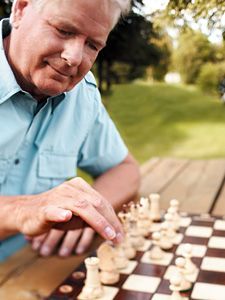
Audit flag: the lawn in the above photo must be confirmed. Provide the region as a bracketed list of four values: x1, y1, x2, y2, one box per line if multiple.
[104, 82, 225, 163]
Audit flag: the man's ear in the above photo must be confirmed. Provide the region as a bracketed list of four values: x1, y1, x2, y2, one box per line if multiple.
[10, 0, 30, 28]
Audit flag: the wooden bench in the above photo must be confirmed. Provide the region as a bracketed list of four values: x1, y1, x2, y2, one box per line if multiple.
[0, 158, 224, 299]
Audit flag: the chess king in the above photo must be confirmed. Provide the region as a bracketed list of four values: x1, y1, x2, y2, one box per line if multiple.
[0, 0, 140, 261]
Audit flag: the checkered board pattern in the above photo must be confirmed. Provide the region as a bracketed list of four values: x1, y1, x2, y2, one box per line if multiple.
[46, 213, 225, 300]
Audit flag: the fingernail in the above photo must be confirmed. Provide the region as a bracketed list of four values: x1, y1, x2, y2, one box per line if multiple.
[32, 241, 41, 251]
[116, 232, 124, 243]
[40, 246, 50, 256]
[104, 226, 116, 239]
[59, 248, 69, 257]
[60, 210, 70, 219]
[76, 247, 84, 254]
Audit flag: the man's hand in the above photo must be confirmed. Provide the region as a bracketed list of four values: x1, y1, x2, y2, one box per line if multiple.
[29, 227, 95, 257]
[14, 177, 123, 243]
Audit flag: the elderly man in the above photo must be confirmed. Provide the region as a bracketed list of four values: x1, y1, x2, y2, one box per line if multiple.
[0, 0, 140, 261]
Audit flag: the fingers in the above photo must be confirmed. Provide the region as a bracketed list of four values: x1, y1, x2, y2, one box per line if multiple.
[43, 206, 72, 223]
[23, 178, 123, 241]
[31, 233, 47, 251]
[66, 178, 124, 242]
[68, 197, 118, 241]
[58, 229, 83, 257]
[38, 229, 65, 256]
[76, 227, 95, 254]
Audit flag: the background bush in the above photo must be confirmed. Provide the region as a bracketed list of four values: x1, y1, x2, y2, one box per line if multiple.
[198, 62, 225, 95]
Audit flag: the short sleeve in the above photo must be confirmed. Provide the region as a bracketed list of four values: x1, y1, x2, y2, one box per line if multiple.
[77, 89, 128, 177]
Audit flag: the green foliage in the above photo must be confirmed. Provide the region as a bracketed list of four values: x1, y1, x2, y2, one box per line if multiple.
[167, 0, 225, 29]
[105, 82, 225, 162]
[197, 62, 225, 94]
[151, 30, 173, 81]
[172, 28, 215, 84]
[97, 10, 161, 86]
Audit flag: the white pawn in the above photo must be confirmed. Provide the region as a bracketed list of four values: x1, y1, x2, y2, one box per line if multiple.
[170, 199, 180, 211]
[168, 206, 180, 231]
[149, 193, 161, 221]
[78, 257, 103, 300]
[118, 211, 136, 259]
[164, 213, 176, 238]
[175, 257, 192, 291]
[169, 274, 184, 300]
[159, 222, 173, 250]
[138, 201, 152, 237]
[114, 243, 129, 270]
[149, 232, 165, 260]
[129, 203, 145, 246]
[182, 243, 198, 276]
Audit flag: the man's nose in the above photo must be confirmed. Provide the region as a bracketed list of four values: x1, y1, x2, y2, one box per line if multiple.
[61, 37, 85, 67]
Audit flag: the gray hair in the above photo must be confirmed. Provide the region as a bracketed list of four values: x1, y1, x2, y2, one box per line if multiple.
[11, 0, 131, 26]
[113, 0, 131, 16]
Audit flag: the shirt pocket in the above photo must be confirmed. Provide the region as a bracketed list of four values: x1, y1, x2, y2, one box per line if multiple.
[37, 152, 77, 192]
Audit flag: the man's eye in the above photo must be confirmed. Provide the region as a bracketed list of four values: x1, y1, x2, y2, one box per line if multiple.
[57, 28, 73, 37]
[87, 41, 98, 51]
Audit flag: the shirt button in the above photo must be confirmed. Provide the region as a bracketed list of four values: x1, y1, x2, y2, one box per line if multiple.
[14, 159, 20, 165]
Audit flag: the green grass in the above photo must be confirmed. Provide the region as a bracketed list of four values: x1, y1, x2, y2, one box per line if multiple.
[103, 82, 225, 163]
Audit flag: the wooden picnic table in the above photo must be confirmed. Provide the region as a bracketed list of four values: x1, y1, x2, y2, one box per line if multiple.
[0, 157, 225, 300]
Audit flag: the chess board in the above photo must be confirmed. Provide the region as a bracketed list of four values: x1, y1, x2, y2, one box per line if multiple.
[46, 213, 225, 300]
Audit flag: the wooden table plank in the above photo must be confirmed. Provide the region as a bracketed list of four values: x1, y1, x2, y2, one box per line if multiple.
[0, 247, 37, 285]
[212, 180, 225, 216]
[160, 159, 225, 213]
[139, 158, 189, 197]
[140, 157, 160, 177]
[0, 238, 102, 300]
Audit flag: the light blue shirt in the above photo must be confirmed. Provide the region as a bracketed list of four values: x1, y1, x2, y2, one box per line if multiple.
[0, 19, 128, 261]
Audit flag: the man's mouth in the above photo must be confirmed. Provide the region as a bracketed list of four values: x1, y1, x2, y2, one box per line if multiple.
[47, 62, 72, 78]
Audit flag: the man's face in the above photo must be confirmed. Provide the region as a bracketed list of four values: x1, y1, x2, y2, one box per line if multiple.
[7, 0, 116, 99]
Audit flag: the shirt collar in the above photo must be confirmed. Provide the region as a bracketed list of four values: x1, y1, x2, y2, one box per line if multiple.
[0, 19, 22, 104]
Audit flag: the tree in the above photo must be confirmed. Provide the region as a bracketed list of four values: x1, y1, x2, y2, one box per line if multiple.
[166, 0, 225, 29]
[172, 27, 215, 84]
[0, 0, 12, 19]
[150, 29, 172, 81]
[97, 11, 161, 92]
[96, 0, 162, 92]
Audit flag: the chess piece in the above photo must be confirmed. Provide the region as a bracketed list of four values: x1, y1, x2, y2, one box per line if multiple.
[170, 199, 180, 211]
[114, 243, 129, 269]
[137, 202, 151, 237]
[128, 204, 145, 249]
[149, 231, 165, 260]
[168, 206, 180, 231]
[123, 234, 136, 259]
[78, 257, 103, 300]
[182, 243, 198, 276]
[97, 242, 120, 284]
[149, 193, 161, 221]
[159, 222, 173, 250]
[175, 257, 192, 291]
[164, 212, 176, 239]
[118, 211, 136, 259]
[129, 219, 146, 249]
[169, 274, 184, 300]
